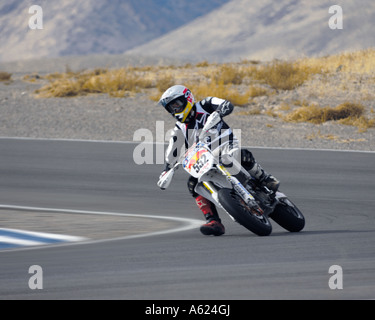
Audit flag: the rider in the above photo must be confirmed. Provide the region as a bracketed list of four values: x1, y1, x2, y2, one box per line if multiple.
[158, 85, 280, 236]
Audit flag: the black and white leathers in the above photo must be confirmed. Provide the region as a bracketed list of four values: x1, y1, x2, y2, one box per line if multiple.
[164, 97, 238, 170]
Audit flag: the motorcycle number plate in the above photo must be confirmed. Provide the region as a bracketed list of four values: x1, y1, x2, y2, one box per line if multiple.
[183, 147, 213, 178]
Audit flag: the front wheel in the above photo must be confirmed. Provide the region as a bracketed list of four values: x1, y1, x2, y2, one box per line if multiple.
[269, 198, 305, 232]
[218, 188, 272, 236]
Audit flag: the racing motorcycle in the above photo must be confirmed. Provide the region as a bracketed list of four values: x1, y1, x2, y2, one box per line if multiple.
[158, 117, 305, 237]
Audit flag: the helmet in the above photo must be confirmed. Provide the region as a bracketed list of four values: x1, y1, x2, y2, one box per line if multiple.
[158, 85, 195, 123]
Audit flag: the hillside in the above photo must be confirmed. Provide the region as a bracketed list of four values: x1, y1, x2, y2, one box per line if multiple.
[2, 1, 374, 64]
[0, 0, 228, 62]
[127, 0, 375, 62]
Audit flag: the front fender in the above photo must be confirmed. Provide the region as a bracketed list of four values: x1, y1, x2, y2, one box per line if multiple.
[198, 168, 232, 189]
[194, 169, 232, 208]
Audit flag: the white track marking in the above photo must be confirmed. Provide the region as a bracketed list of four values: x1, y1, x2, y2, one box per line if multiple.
[0, 227, 87, 242]
[0, 236, 45, 246]
[0, 204, 203, 253]
[0, 136, 374, 153]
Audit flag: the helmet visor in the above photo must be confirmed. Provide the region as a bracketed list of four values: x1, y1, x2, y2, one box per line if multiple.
[167, 98, 185, 114]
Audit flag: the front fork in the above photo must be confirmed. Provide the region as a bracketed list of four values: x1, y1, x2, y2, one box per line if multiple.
[216, 164, 258, 208]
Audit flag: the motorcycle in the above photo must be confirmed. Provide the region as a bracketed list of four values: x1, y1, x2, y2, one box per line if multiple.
[158, 117, 305, 236]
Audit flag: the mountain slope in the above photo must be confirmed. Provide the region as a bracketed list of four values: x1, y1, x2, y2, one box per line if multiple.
[0, 0, 228, 62]
[127, 0, 375, 62]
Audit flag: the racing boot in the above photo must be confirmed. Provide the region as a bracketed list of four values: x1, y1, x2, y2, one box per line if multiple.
[195, 195, 225, 236]
[248, 162, 280, 192]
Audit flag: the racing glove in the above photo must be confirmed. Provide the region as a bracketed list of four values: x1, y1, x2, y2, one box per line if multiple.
[199, 111, 221, 141]
[157, 163, 176, 190]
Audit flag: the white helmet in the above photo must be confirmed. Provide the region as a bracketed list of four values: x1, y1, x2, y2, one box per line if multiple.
[158, 85, 195, 123]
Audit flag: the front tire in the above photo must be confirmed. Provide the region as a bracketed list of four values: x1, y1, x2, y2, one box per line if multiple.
[269, 198, 305, 232]
[218, 188, 272, 236]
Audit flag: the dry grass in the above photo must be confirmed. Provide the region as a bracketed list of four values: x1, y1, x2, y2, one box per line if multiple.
[247, 85, 270, 98]
[82, 68, 153, 97]
[186, 80, 251, 106]
[338, 113, 375, 133]
[0, 71, 12, 82]
[35, 67, 154, 98]
[300, 48, 375, 74]
[27, 49, 374, 134]
[30, 49, 375, 98]
[284, 102, 375, 132]
[284, 102, 362, 123]
[33, 58, 314, 101]
[252, 61, 321, 90]
[209, 63, 245, 85]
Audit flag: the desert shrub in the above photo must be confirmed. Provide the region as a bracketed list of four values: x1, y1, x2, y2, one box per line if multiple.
[156, 74, 175, 92]
[284, 102, 363, 123]
[0, 71, 12, 81]
[301, 48, 375, 74]
[247, 85, 269, 98]
[36, 67, 154, 97]
[210, 64, 244, 85]
[195, 61, 210, 68]
[253, 61, 320, 90]
[284, 102, 374, 132]
[187, 80, 251, 106]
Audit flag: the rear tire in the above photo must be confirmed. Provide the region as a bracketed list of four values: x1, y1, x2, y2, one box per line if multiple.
[269, 199, 305, 232]
[218, 188, 272, 236]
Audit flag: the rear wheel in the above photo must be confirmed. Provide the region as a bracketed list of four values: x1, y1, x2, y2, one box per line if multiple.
[218, 188, 272, 236]
[269, 198, 305, 232]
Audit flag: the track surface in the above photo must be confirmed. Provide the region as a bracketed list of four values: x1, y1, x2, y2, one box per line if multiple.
[0, 138, 374, 300]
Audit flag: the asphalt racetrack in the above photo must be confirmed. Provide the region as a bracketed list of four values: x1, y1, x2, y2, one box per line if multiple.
[0, 138, 374, 300]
